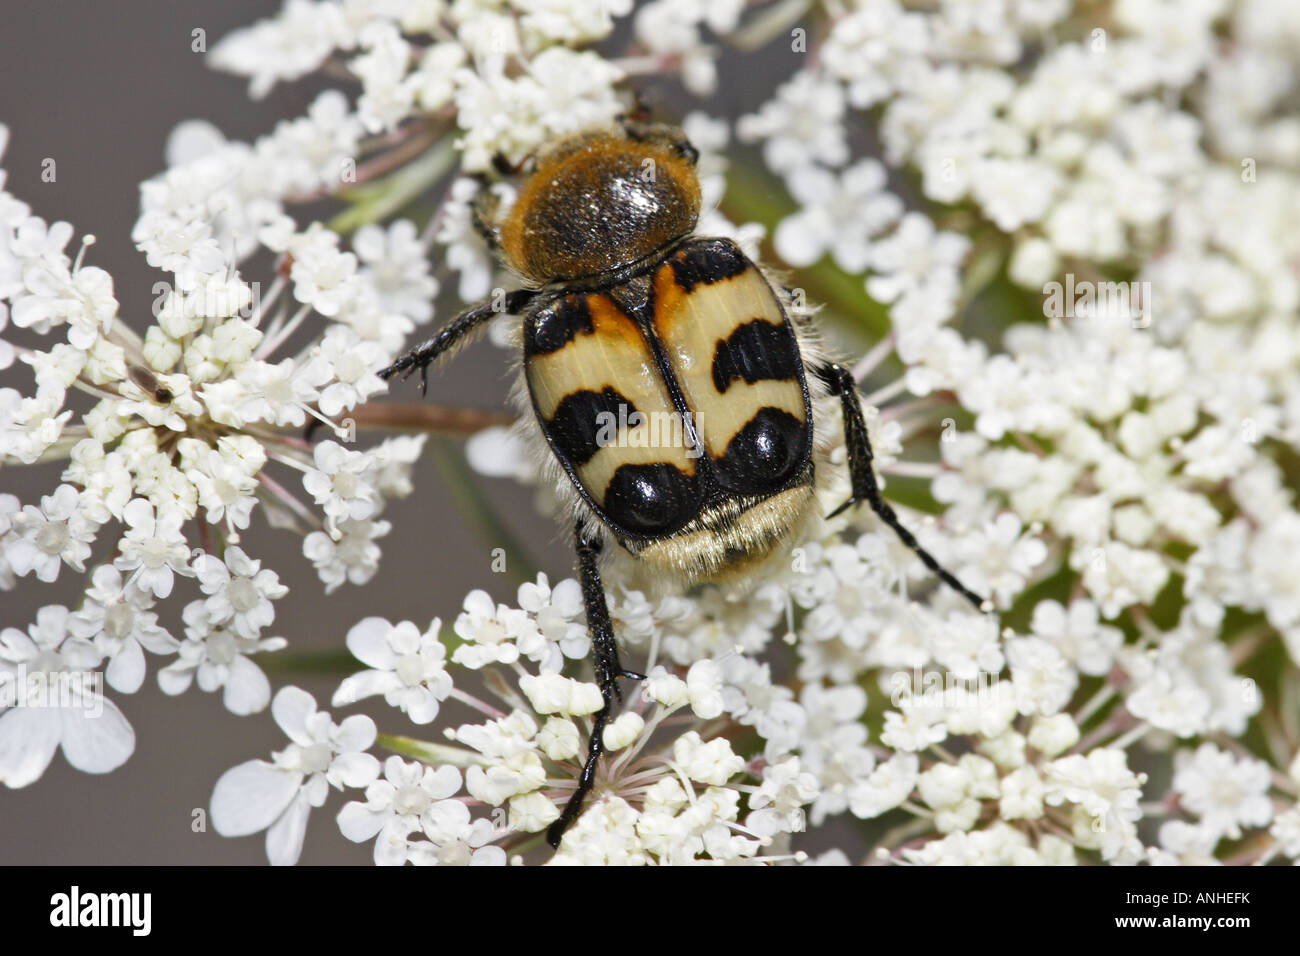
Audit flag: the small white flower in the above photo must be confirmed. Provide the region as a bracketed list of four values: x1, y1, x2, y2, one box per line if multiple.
[881, 698, 949, 752]
[8, 484, 99, 583]
[309, 325, 386, 417]
[70, 565, 177, 694]
[302, 440, 381, 526]
[434, 178, 496, 301]
[215, 355, 328, 428]
[602, 712, 645, 751]
[1006, 636, 1077, 716]
[867, 213, 970, 328]
[774, 160, 902, 272]
[288, 226, 359, 317]
[519, 672, 602, 717]
[848, 752, 919, 820]
[1172, 743, 1273, 841]
[337, 756, 463, 865]
[671, 732, 743, 786]
[685, 659, 725, 719]
[349, 24, 415, 134]
[1043, 748, 1145, 864]
[451, 589, 522, 668]
[332, 616, 452, 724]
[643, 667, 690, 710]
[194, 547, 288, 639]
[747, 756, 819, 837]
[180, 438, 262, 530]
[210, 686, 379, 866]
[0, 605, 133, 787]
[513, 574, 590, 672]
[737, 71, 849, 174]
[113, 498, 193, 599]
[999, 766, 1046, 821]
[158, 600, 285, 715]
[1027, 714, 1079, 757]
[510, 789, 561, 834]
[1029, 599, 1122, 677]
[210, 0, 350, 96]
[352, 219, 437, 324]
[1271, 806, 1300, 860]
[302, 516, 390, 593]
[950, 512, 1048, 609]
[537, 717, 581, 762]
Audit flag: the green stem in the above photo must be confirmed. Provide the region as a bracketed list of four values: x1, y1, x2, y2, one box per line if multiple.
[377, 733, 490, 767]
[260, 648, 358, 675]
[329, 137, 457, 236]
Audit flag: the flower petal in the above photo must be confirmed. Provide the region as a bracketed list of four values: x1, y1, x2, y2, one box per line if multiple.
[333, 713, 377, 752]
[330, 751, 380, 788]
[157, 664, 194, 696]
[0, 706, 62, 787]
[265, 789, 312, 866]
[211, 760, 302, 837]
[345, 617, 398, 669]
[59, 697, 135, 774]
[332, 669, 394, 708]
[105, 640, 146, 694]
[337, 801, 386, 843]
[223, 655, 271, 716]
[271, 685, 317, 744]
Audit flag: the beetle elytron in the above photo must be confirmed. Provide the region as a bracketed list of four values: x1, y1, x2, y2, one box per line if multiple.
[380, 119, 987, 848]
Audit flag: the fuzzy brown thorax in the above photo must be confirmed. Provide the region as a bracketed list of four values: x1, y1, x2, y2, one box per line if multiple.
[500, 129, 702, 285]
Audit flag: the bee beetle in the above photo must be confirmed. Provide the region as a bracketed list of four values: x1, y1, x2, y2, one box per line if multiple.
[381, 120, 988, 848]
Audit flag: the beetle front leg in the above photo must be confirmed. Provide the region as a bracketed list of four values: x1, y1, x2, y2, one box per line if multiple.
[818, 362, 990, 613]
[546, 524, 644, 849]
[379, 288, 539, 393]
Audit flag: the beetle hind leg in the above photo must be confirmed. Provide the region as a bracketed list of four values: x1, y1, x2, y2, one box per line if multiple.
[818, 362, 990, 613]
[546, 524, 643, 849]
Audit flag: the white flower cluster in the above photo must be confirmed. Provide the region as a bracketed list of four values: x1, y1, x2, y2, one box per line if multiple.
[452, 0, 1300, 864]
[718, 0, 1300, 865]
[210, 580, 816, 865]
[211, 0, 628, 171]
[7, 0, 1300, 867]
[444, 577, 815, 865]
[0, 3, 455, 782]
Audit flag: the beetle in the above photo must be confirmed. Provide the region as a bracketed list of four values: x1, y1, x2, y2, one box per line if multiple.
[380, 119, 988, 848]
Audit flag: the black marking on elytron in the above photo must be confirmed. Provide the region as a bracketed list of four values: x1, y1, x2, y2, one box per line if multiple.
[668, 237, 748, 293]
[711, 319, 803, 393]
[547, 387, 638, 467]
[602, 462, 700, 536]
[520, 236, 817, 547]
[525, 294, 593, 356]
[712, 407, 809, 495]
[615, 460, 816, 562]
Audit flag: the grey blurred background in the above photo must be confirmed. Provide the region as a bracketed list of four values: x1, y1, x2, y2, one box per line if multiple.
[1, 2, 826, 863]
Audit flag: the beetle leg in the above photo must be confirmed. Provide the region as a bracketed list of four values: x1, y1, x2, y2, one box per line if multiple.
[547, 524, 644, 849]
[378, 289, 539, 392]
[818, 362, 990, 613]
